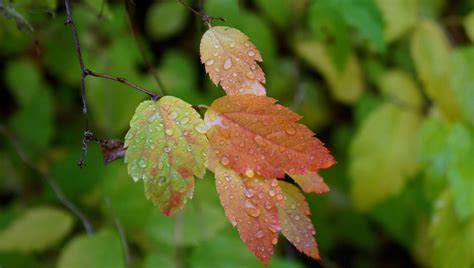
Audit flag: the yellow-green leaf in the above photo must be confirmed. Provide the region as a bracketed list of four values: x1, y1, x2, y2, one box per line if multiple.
[378, 70, 424, 110]
[350, 103, 422, 210]
[463, 11, 474, 42]
[375, 0, 418, 42]
[0, 207, 73, 253]
[294, 38, 364, 104]
[58, 229, 125, 268]
[124, 96, 208, 216]
[411, 20, 460, 119]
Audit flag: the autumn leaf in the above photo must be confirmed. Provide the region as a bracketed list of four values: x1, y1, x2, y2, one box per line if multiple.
[200, 26, 266, 95]
[215, 164, 283, 264]
[289, 171, 330, 194]
[204, 94, 335, 179]
[278, 181, 320, 259]
[124, 96, 208, 216]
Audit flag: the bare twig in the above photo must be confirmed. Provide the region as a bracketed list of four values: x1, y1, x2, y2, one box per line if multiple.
[124, 0, 166, 95]
[105, 198, 131, 268]
[63, 0, 161, 167]
[85, 69, 160, 100]
[0, 124, 94, 235]
[177, 0, 224, 25]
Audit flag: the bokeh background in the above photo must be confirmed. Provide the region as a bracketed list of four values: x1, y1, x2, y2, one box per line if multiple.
[1, 0, 473, 267]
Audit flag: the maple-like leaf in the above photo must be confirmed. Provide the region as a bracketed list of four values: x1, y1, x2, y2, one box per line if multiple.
[278, 181, 320, 259]
[124, 96, 208, 216]
[289, 171, 330, 194]
[200, 26, 266, 95]
[204, 94, 335, 179]
[215, 164, 283, 264]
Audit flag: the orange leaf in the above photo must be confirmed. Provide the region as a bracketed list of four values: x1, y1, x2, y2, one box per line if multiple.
[215, 164, 283, 264]
[289, 171, 330, 194]
[205, 95, 335, 178]
[278, 181, 320, 259]
[200, 26, 266, 95]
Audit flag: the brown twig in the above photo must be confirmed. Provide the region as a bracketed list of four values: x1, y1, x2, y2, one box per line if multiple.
[177, 0, 225, 26]
[64, 0, 161, 167]
[0, 124, 94, 235]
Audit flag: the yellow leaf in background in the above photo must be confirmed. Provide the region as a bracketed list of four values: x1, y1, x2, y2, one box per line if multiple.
[200, 26, 266, 96]
[375, 0, 418, 43]
[378, 69, 424, 110]
[294, 39, 364, 104]
[464, 11, 474, 42]
[349, 103, 422, 211]
[411, 20, 460, 120]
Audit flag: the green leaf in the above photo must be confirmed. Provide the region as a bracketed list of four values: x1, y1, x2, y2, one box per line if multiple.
[0, 207, 73, 253]
[10, 88, 54, 156]
[146, 1, 188, 40]
[445, 123, 474, 220]
[429, 191, 474, 268]
[339, 0, 385, 52]
[377, 70, 424, 109]
[294, 38, 364, 104]
[57, 229, 125, 268]
[417, 116, 450, 199]
[124, 96, 208, 216]
[308, 0, 351, 70]
[449, 46, 474, 127]
[254, 0, 291, 29]
[375, 0, 418, 42]
[464, 11, 474, 42]
[144, 175, 227, 246]
[5, 58, 41, 106]
[350, 103, 422, 210]
[411, 20, 460, 120]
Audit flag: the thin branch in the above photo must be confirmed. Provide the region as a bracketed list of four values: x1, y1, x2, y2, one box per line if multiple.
[0, 124, 94, 235]
[105, 198, 131, 268]
[124, 0, 167, 95]
[64, 0, 161, 167]
[85, 69, 160, 100]
[177, 0, 224, 25]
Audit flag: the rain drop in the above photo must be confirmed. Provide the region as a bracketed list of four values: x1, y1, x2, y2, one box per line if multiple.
[285, 125, 296, 135]
[223, 58, 232, 69]
[247, 50, 256, 57]
[254, 135, 267, 147]
[245, 169, 255, 178]
[221, 156, 230, 166]
[246, 71, 255, 80]
[271, 180, 278, 187]
[244, 188, 254, 198]
[229, 42, 235, 48]
[256, 229, 264, 238]
[244, 201, 261, 217]
[180, 117, 190, 125]
[165, 129, 173, 136]
[271, 238, 278, 245]
[169, 112, 178, 120]
[138, 159, 147, 168]
[269, 190, 276, 197]
[164, 146, 171, 153]
[205, 59, 215, 66]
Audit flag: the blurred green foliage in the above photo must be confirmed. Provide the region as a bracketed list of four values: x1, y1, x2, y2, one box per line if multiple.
[0, 0, 473, 267]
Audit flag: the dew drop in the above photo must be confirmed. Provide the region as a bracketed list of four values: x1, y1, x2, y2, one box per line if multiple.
[245, 71, 255, 80]
[195, 124, 208, 133]
[254, 135, 267, 147]
[268, 224, 281, 233]
[272, 237, 278, 245]
[244, 201, 261, 217]
[169, 112, 178, 120]
[271, 180, 278, 187]
[180, 117, 190, 125]
[229, 42, 235, 48]
[164, 146, 171, 153]
[238, 142, 245, 148]
[231, 219, 237, 227]
[294, 215, 300, 221]
[186, 144, 192, 152]
[285, 125, 296, 135]
[269, 190, 276, 197]
[276, 194, 283, 200]
[223, 58, 232, 69]
[205, 59, 215, 66]
[256, 229, 264, 238]
[258, 192, 264, 199]
[165, 129, 173, 136]
[138, 159, 147, 168]
[245, 169, 255, 178]
[221, 156, 230, 166]
[244, 188, 254, 198]
[247, 50, 256, 57]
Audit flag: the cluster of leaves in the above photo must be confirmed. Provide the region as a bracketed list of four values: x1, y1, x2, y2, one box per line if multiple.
[1, 0, 474, 267]
[124, 25, 335, 264]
